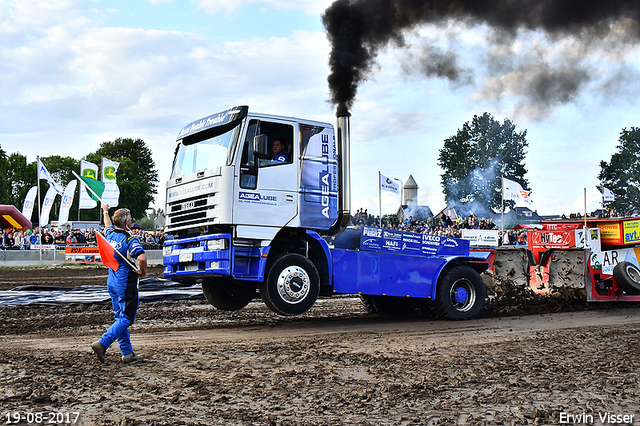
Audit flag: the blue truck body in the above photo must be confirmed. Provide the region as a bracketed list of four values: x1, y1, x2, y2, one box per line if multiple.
[163, 107, 489, 319]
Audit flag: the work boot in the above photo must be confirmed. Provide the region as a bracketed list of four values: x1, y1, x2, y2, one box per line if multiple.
[122, 353, 143, 364]
[91, 341, 106, 363]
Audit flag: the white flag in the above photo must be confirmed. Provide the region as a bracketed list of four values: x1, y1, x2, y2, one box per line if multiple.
[57, 180, 77, 225]
[39, 186, 58, 227]
[37, 158, 63, 195]
[603, 187, 615, 202]
[380, 173, 400, 194]
[503, 177, 532, 204]
[22, 186, 37, 221]
[79, 160, 99, 209]
[101, 157, 120, 207]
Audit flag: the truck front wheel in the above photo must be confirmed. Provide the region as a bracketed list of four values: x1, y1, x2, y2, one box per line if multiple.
[436, 265, 486, 320]
[260, 254, 320, 316]
[202, 278, 256, 311]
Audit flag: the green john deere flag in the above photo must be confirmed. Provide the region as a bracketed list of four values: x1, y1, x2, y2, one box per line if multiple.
[78, 175, 105, 202]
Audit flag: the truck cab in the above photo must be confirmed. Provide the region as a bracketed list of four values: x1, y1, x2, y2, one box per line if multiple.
[165, 106, 340, 238]
[163, 106, 348, 315]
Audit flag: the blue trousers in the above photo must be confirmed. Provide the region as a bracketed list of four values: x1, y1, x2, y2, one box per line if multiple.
[99, 271, 139, 355]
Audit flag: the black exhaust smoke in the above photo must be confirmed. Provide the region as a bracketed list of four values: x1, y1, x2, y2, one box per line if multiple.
[322, 0, 640, 115]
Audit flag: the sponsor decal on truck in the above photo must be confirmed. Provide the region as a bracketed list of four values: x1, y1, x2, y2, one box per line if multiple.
[167, 180, 215, 202]
[238, 191, 278, 206]
[360, 226, 470, 257]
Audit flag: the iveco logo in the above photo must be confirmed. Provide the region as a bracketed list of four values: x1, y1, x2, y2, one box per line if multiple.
[181, 201, 195, 210]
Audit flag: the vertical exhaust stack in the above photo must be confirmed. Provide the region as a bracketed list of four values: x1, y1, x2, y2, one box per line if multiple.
[329, 111, 351, 235]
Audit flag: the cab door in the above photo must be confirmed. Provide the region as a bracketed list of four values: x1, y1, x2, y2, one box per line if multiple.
[234, 118, 298, 236]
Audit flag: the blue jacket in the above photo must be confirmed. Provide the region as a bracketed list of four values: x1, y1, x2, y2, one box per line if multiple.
[272, 152, 290, 163]
[104, 226, 145, 282]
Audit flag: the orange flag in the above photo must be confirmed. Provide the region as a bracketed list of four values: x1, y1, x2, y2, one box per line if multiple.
[95, 231, 120, 271]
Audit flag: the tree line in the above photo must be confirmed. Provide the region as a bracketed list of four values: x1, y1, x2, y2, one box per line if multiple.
[438, 112, 639, 217]
[0, 138, 159, 223]
[1, 119, 637, 226]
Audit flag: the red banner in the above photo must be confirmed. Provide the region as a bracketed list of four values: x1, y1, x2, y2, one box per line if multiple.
[528, 229, 578, 263]
[64, 246, 102, 264]
[541, 223, 581, 231]
[529, 230, 576, 249]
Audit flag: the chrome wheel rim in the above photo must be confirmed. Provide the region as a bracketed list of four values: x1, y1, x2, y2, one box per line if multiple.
[276, 265, 310, 304]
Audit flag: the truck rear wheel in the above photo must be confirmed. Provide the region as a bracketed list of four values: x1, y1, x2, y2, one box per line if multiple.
[360, 295, 432, 317]
[613, 261, 640, 295]
[436, 265, 486, 320]
[359, 295, 378, 314]
[260, 254, 320, 316]
[202, 278, 256, 311]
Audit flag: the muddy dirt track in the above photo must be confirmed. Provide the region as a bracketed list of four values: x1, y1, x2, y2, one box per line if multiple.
[1, 266, 640, 425]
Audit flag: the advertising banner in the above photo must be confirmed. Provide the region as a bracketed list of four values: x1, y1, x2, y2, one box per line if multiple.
[542, 222, 581, 231]
[461, 229, 500, 247]
[622, 219, 640, 244]
[528, 228, 602, 264]
[29, 244, 55, 250]
[528, 229, 580, 250]
[22, 186, 37, 221]
[79, 160, 99, 209]
[39, 186, 58, 227]
[37, 158, 63, 195]
[603, 187, 616, 201]
[503, 177, 531, 204]
[380, 173, 400, 194]
[57, 180, 77, 225]
[598, 222, 623, 245]
[359, 227, 470, 257]
[101, 157, 120, 207]
[64, 246, 102, 264]
[597, 246, 640, 275]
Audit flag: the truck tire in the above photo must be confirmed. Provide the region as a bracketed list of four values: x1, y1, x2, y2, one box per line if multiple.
[613, 261, 640, 295]
[202, 278, 256, 311]
[359, 295, 378, 314]
[360, 295, 432, 317]
[260, 254, 320, 316]
[371, 295, 416, 316]
[436, 265, 486, 320]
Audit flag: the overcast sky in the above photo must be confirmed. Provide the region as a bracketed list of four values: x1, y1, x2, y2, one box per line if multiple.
[2, 0, 639, 218]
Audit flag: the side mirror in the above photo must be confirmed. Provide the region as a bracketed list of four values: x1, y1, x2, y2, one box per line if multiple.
[253, 134, 269, 159]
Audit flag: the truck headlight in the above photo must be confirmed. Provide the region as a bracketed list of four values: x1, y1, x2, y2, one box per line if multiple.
[206, 239, 228, 251]
[163, 246, 172, 256]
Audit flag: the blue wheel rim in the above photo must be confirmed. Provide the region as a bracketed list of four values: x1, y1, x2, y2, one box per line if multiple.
[449, 278, 476, 312]
[454, 287, 468, 304]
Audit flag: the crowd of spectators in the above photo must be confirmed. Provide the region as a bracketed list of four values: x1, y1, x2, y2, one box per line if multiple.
[0, 226, 167, 250]
[349, 208, 528, 246]
[14, 203, 639, 251]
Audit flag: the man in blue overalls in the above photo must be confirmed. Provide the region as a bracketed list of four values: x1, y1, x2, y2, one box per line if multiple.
[92, 204, 147, 364]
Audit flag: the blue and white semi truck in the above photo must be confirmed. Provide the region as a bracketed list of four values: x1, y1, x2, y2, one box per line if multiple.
[162, 106, 489, 319]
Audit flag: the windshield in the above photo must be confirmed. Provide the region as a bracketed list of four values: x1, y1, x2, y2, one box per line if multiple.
[171, 124, 241, 179]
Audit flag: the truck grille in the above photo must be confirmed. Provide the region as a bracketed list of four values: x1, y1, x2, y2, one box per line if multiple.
[167, 194, 214, 230]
